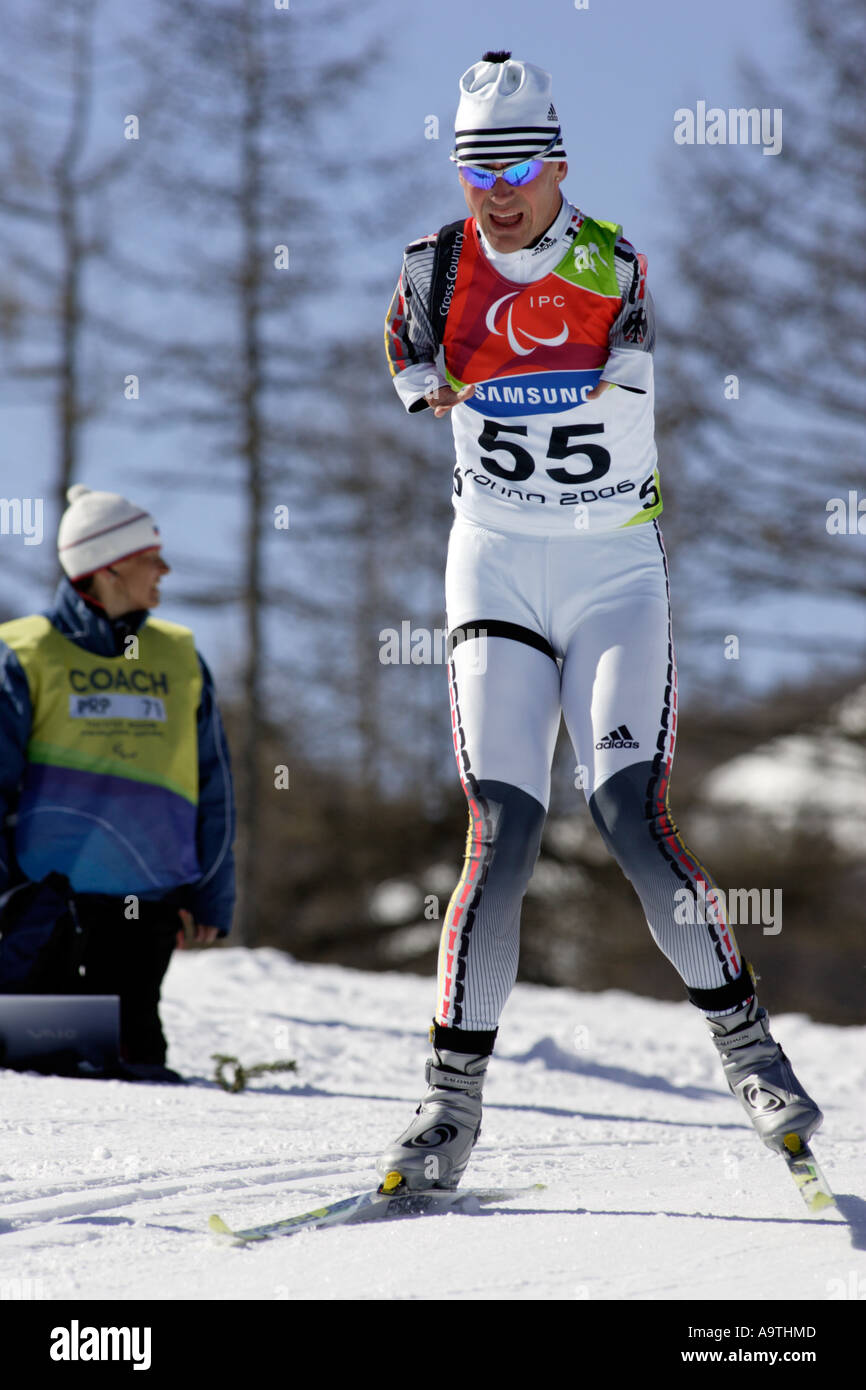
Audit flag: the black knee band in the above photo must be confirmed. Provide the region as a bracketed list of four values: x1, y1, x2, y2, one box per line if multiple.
[433, 1021, 498, 1056]
[686, 966, 755, 1012]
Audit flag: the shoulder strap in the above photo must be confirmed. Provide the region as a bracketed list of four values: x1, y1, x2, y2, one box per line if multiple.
[427, 219, 467, 354]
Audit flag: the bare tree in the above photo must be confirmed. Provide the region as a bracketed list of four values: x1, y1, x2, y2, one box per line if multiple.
[654, 0, 866, 690]
[0, 0, 158, 558]
[132, 0, 391, 942]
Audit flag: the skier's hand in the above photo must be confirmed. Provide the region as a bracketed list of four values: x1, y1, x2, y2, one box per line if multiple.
[425, 384, 476, 417]
[585, 379, 614, 401]
[176, 909, 219, 948]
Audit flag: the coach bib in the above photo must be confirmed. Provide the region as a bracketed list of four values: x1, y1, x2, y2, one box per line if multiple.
[0, 615, 202, 897]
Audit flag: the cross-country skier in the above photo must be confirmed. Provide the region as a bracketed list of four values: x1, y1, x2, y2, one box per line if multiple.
[379, 51, 823, 1190]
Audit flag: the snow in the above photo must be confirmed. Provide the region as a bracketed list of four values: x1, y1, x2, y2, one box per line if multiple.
[0, 947, 862, 1303]
[699, 686, 866, 858]
[701, 733, 866, 857]
[368, 878, 424, 924]
[833, 685, 866, 737]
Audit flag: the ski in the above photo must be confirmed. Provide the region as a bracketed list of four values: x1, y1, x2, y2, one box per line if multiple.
[209, 1174, 543, 1244]
[780, 1133, 836, 1214]
[209, 1190, 386, 1244]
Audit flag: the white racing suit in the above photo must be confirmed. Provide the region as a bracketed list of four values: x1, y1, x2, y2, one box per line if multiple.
[385, 196, 751, 1037]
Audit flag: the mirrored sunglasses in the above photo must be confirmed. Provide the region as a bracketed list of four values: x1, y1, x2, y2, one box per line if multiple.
[451, 128, 562, 191]
[458, 157, 546, 190]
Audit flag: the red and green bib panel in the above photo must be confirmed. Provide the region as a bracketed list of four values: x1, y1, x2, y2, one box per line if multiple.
[443, 213, 661, 535]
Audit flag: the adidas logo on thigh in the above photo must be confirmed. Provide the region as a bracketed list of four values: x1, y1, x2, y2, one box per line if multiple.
[595, 724, 640, 750]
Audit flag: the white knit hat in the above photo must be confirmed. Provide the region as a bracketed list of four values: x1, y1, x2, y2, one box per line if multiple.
[453, 51, 566, 166]
[58, 484, 161, 581]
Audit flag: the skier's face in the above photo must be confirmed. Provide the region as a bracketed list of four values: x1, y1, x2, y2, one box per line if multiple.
[459, 160, 567, 253]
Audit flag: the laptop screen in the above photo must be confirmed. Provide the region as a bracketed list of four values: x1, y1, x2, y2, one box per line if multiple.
[0, 995, 120, 1071]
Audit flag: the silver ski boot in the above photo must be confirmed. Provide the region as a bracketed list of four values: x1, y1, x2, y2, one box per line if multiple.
[706, 996, 823, 1153]
[376, 1043, 490, 1192]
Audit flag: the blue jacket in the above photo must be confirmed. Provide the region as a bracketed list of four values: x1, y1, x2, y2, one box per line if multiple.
[0, 579, 236, 933]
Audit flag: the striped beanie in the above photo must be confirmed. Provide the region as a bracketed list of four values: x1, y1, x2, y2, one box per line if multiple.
[452, 51, 566, 166]
[58, 484, 161, 581]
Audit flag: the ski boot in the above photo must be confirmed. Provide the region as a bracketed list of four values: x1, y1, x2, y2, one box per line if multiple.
[376, 1027, 494, 1193]
[706, 995, 823, 1153]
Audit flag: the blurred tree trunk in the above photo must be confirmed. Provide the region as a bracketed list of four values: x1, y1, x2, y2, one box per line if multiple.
[53, 1, 93, 518]
[236, 7, 267, 945]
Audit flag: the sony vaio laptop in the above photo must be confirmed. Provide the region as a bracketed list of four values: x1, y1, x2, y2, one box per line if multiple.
[0, 995, 120, 1074]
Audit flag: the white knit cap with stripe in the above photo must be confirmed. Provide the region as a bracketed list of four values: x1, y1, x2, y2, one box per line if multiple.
[58, 484, 161, 580]
[453, 52, 566, 165]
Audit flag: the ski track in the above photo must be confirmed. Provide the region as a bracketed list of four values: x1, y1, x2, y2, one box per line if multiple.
[0, 948, 863, 1301]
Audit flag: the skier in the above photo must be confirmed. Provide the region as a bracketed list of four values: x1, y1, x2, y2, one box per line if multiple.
[0, 485, 236, 1080]
[379, 52, 822, 1190]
